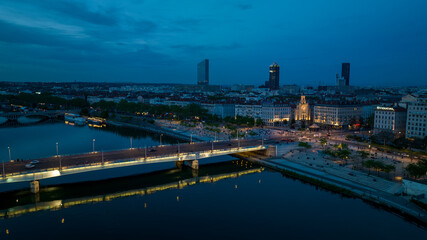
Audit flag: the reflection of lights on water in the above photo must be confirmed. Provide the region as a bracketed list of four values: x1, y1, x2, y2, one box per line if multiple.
[235, 185, 238, 189]
[259, 179, 261, 184]
[177, 196, 179, 202]
[61, 218, 65, 224]
[144, 203, 147, 208]
[6, 229, 9, 235]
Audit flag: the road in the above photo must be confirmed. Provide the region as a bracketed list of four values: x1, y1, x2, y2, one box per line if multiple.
[2, 139, 264, 176]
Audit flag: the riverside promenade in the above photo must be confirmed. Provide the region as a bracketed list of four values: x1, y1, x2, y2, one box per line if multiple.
[235, 143, 427, 227]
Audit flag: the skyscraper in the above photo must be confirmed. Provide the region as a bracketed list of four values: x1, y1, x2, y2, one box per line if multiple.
[269, 62, 280, 90]
[197, 59, 209, 85]
[341, 63, 350, 86]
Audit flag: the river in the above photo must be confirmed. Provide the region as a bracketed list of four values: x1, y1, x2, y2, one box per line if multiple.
[0, 123, 425, 239]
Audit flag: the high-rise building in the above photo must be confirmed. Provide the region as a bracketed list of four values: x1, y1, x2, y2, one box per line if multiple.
[197, 59, 209, 85]
[341, 63, 350, 86]
[269, 62, 280, 90]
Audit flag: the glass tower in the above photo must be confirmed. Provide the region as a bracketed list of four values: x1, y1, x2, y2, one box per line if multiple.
[197, 59, 209, 85]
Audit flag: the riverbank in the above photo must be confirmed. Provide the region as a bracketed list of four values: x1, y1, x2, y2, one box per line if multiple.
[107, 120, 206, 142]
[235, 150, 427, 227]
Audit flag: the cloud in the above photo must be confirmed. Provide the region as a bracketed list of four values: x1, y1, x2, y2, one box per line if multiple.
[8, 0, 119, 26]
[171, 43, 242, 53]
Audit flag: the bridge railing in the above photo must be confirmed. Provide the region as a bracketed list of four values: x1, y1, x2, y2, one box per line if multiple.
[2, 139, 255, 162]
[2, 144, 266, 179]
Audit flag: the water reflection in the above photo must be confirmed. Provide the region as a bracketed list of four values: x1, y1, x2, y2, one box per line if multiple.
[0, 122, 182, 161]
[0, 160, 261, 219]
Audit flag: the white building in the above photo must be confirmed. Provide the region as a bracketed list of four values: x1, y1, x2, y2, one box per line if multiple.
[374, 106, 407, 137]
[261, 103, 292, 126]
[406, 96, 427, 139]
[235, 104, 262, 119]
[314, 104, 361, 127]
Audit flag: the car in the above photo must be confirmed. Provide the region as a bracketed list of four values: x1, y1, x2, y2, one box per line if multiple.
[30, 160, 40, 164]
[25, 164, 35, 169]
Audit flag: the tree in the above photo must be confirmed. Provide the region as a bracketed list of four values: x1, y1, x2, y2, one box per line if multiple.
[365, 114, 375, 129]
[283, 119, 288, 125]
[320, 138, 327, 149]
[362, 160, 375, 174]
[358, 151, 369, 159]
[405, 159, 427, 179]
[100, 110, 109, 119]
[80, 108, 90, 117]
[256, 119, 264, 127]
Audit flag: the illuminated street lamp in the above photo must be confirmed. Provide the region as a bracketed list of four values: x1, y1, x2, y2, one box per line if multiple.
[130, 137, 133, 149]
[92, 139, 95, 153]
[160, 134, 163, 146]
[56, 142, 59, 156]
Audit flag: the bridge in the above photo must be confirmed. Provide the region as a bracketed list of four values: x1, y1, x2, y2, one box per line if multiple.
[0, 110, 66, 127]
[0, 139, 270, 192]
[0, 164, 263, 219]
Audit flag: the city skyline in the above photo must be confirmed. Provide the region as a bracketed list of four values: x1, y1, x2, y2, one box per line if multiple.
[0, 1, 426, 87]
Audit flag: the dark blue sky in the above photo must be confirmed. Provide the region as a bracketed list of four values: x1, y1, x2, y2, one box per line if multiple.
[0, 0, 426, 86]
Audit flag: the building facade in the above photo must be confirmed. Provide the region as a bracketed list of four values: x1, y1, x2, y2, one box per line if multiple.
[374, 106, 407, 137]
[294, 95, 311, 122]
[342, 63, 350, 86]
[314, 104, 361, 126]
[235, 104, 262, 119]
[361, 104, 378, 121]
[406, 96, 427, 139]
[268, 62, 280, 90]
[197, 59, 209, 85]
[261, 103, 291, 126]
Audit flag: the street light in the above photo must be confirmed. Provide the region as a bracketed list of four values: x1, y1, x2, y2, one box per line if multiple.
[92, 139, 95, 153]
[160, 134, 163, 146]
[3, 147, 9, 178]
[56, 142, 59, 156]
[130, 137, 133, 149]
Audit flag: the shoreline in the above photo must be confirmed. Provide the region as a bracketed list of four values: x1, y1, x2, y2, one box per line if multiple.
[107, 120, 205, 142]
[234, 154, 427, 228]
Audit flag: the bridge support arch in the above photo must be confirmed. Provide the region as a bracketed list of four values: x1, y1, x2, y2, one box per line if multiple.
[30, 180, 40, 194]
[187, 160, 199, 170]
[175, 161, 185, 169]
[265, 145, 277, 158]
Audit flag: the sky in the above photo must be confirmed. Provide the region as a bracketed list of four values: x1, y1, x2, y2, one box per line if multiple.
[0, 0, 426, 86]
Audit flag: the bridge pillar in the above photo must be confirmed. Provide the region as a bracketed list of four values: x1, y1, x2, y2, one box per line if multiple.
[175, 161, 184, 169]
[187, 160, 199, 170]
[265, 145, 277, 158]
[192, 169, 199, 177]
[30, 180, 40, 194]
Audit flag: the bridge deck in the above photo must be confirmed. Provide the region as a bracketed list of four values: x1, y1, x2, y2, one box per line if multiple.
[1, 140, 265, 182]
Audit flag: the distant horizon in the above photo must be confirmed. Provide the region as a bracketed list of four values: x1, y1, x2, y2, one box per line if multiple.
[0, 1, 426, 86]
[1, 80, 426, 89]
